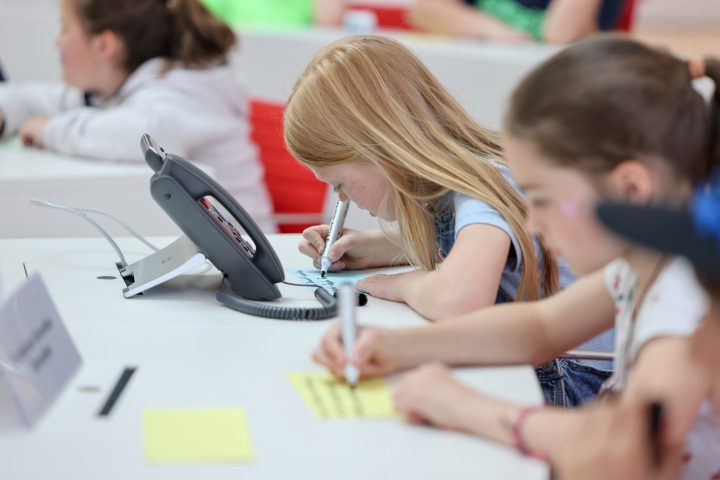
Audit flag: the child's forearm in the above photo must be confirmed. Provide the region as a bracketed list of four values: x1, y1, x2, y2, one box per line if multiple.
[394, 302, 554, 367]
[455, 393, 522, 446]
[394, 364, 583, 458]
[410, 0, 524, 39]
[314, 0, 345, 26]
[522, 407, 586, 457]
[396, 269, 498, 321]
[452, 391, 581, 454]
[391, 271, 615, 370]
[542, 0, 601, 43]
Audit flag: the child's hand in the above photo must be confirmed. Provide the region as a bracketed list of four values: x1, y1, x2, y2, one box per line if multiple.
[553, 402, 684, 480]
[394, 363, 478, 430]
[355, 271, 432, 303]
[312, 322, 404, 379]
[482, 16, 533, 43]
[355, 273, 405, 302]
[18, 115, 51, 148]
[298, 225, 376, 271]
[485, 26, 533, 43]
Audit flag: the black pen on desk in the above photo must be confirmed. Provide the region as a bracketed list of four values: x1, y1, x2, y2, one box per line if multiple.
[98, 366, 137, 417]
[320, 200, 350, 277]
[648, 401, 664, 467]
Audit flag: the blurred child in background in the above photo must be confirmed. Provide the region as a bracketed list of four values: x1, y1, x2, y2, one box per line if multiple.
[411, 0, 627, 43]
[0, 0, 276, 232]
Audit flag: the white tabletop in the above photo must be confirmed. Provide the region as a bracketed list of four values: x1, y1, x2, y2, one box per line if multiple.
[0, 139, 151, 181]
[0, 141, 214, 239]
[0, 234, 547, 480]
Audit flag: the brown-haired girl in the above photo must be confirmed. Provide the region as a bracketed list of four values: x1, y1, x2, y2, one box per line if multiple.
[0, 0, 275, 232]
[312, 35, 720, 478]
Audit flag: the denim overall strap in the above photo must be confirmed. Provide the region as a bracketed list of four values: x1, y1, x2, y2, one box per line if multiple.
[434, 206, 455, 260]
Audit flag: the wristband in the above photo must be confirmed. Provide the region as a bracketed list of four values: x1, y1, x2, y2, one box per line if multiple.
[509, 406, 549, 461]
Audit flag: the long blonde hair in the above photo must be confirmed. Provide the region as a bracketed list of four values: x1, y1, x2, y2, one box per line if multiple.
[284, 35, 558, 300]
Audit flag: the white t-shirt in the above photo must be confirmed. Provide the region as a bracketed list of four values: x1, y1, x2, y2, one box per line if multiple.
[605, 257, 720, 479]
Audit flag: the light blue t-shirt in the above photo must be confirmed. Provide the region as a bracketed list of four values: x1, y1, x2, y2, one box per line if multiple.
[435, 164, 564, 299]
[434, 164, 614, 370]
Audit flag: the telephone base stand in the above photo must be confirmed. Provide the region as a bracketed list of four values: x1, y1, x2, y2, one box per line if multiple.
[119, 235, 207, 298]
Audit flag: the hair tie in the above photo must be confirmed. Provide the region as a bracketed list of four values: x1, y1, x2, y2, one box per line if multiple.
[687, 58, 706, 80]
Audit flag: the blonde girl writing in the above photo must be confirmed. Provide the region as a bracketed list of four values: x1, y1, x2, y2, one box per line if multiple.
[285, 35, 559, 321]
[285, 35, 615, 407]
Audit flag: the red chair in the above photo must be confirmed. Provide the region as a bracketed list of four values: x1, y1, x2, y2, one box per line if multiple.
[249, 99, 328, 234]
[615, 0, 639, 32]
[349, 3, 416, 30]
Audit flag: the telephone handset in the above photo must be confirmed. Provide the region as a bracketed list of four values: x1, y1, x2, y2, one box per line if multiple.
[140, 134, 336, 319]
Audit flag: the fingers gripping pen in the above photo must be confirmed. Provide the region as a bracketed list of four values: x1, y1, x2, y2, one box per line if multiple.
[320, 200, 350, 277]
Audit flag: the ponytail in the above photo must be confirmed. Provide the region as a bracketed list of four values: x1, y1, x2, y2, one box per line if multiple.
[705, 57, 720, 172]
[166, 0, 236, 68]
[507, 35, 714, 187]
[72, 0, 236, 73]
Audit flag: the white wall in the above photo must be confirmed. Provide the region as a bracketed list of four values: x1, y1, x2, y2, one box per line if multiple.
[0, 0, 62, 82]
[635, 0, 720, 29]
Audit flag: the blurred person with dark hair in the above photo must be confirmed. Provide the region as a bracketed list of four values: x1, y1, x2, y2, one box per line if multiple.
[410, 0, 626, 43]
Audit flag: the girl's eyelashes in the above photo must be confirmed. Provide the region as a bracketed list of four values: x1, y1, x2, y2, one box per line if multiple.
[530, 198, 550, 208]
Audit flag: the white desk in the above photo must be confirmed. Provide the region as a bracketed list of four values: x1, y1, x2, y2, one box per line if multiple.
[0, 141, 209, 239]
[0, 234, 547, 480]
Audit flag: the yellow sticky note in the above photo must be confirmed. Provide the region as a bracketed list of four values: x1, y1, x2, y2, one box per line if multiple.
[143, 408, 254, 462]
[288, 372, 399, 419]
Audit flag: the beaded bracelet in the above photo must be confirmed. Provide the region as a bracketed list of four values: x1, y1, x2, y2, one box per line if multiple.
[509, 406, 549, 461]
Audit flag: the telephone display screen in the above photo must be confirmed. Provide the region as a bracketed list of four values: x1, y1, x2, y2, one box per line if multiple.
[198, 197, 255, 258]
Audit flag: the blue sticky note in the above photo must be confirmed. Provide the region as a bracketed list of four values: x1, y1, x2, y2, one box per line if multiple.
[286, 268, 369, 294]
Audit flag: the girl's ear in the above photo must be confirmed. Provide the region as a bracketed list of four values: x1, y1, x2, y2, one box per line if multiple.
[609, 160, 653, 204]
[91, 30, 123, 64]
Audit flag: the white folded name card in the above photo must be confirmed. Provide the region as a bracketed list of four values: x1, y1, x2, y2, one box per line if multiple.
[0, 273, 82, 427]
